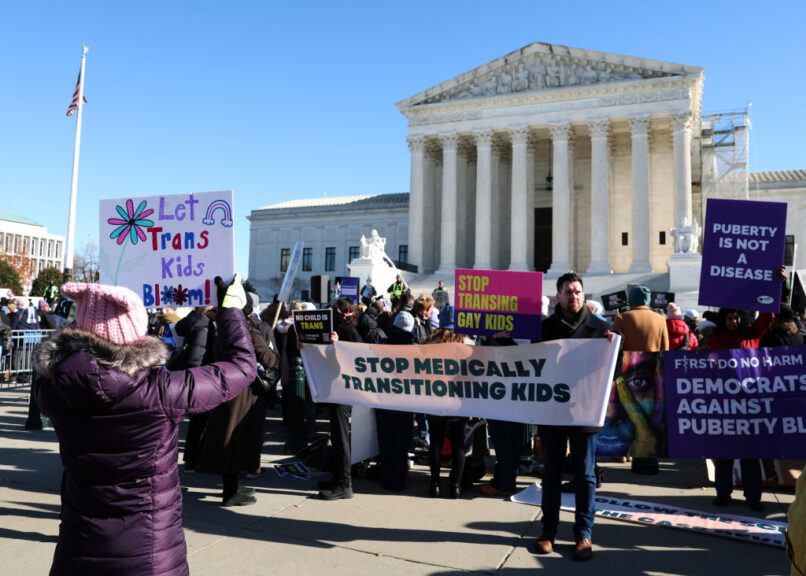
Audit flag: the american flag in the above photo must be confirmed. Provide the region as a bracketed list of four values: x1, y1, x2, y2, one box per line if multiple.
[66, 69, 86, 116]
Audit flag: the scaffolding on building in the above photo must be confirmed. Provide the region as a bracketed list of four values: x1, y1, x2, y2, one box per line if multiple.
[700, 109, 750, 216]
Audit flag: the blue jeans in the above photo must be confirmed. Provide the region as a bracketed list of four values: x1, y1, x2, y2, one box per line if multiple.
[539, 426, 597, 540]
[715, 459, 762, 500]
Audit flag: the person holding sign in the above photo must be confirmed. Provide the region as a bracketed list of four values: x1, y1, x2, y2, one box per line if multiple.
[705, 266, 785, 514]
[33, 276, 256, 576]
[318, 298, 362, 500]
[535, 273, 613, 562]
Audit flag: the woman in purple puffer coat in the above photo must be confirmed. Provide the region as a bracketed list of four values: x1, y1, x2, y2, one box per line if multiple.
[33, 276, 257, 576]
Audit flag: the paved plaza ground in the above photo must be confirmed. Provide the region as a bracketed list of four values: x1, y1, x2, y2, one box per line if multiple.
[0, 387, 794, 575]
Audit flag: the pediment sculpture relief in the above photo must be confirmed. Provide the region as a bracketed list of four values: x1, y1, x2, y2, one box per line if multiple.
[421, 55, 677, 105]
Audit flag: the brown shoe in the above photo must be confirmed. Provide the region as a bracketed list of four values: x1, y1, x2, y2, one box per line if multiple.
[534, 534, 555, 555]
[479, 484, 514, 497]
[572, 538, 593, 561]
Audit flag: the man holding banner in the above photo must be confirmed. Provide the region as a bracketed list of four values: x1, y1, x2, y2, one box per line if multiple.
[535, 273, 613, 562]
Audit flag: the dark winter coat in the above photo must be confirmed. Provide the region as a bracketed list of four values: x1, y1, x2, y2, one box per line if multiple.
[174, 309, 216, 368]
[34, 308, 257, 576]
[0, 317, 10, 354]
[194, 317, 278, 476]
[357, 305, 385, 344]
[759, 325, 805, 348]
[11, 305, 40, 330]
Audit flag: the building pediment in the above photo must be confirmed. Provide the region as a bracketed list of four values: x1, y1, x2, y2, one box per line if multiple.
[398, 42, 702, 111]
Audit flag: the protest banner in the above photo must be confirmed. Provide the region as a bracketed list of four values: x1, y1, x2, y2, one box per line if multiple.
[513, 483, 786, 549]
[597, 352, 667, 458]
[300, 336, 621, 427]
[453, 268, 542, 340]
[699, 198, 787, 312]
[650, 291, 674, 310]
[601, 290, 628, 312]
[278, 242, 304, 303]
[335, 276, 360, 303]
[664, 347, 806, 459]
[99, 191, 234, 307]
[292, 309, 333, 344]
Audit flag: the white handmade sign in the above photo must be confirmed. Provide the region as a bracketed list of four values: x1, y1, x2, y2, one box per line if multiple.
[99, 191, 235, 307]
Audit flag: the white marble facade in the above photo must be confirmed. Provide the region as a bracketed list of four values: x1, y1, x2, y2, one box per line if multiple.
[248, 195, 408, 301]
[397, 42, 704, 276]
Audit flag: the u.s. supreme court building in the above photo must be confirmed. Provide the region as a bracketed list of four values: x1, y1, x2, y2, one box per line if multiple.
[249, 42, 806, 300]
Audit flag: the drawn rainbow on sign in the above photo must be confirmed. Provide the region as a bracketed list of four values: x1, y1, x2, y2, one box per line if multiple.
[202, 199, 233, 227]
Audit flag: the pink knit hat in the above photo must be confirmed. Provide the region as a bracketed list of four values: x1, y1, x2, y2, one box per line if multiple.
[60, 283, 149, 345]
[666, 302, 683, 320]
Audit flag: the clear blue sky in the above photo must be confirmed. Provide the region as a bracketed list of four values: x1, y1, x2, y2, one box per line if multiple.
[2, 1, 804, 276]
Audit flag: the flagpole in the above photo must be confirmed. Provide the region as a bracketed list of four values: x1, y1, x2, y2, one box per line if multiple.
[63, 44, 89, 283]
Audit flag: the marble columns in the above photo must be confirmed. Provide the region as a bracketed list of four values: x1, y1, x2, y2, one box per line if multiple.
[508, 126, 530, 271]
[628, 114, 653, 273]
[672, 111, 693, 228]
[586, 118, 612, 275]
[547, 122, 572, 275]
[473, 129, 494, 270]
[436, 132, 459, 274]
[407, 136, 426, 272]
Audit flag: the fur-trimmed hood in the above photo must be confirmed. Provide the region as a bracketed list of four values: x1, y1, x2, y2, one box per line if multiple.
[34, 328, 169, 379]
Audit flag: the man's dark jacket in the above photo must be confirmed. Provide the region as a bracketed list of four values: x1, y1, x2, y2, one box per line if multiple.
[541, 306, 610, 433]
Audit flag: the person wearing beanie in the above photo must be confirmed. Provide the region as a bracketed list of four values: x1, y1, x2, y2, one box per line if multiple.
[666, 302, 698, 351]
[612, 286, 669, 352]
[34, 276, 257, 576]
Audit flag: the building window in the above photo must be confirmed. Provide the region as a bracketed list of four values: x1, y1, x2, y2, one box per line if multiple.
[280, 248, 290, 272]
[398, 244, 408, 263]
[659, 231, 666, 245]
[55, 243, 61, 259]
[348, 246, 359, 262]
[302, 247, 313, 271]
[324, 247, 336, 271]
[621, 232, 629, 246]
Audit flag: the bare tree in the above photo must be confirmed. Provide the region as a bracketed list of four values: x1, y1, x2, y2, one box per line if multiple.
[73, 240, 100, 283]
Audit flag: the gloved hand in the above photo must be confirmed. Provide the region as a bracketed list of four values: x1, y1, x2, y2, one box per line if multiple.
[215, 274, 247, 310]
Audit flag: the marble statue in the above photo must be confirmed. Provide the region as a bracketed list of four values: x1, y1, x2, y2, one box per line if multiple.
[670, 217, 700, 254]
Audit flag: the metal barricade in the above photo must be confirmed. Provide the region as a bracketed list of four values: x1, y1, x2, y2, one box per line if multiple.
[1, 330, 54, 388]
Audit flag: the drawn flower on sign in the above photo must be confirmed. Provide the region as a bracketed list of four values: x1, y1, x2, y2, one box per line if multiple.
[161, 286, 176, 304]
[108, 199, 154, 246]
[107, 199, 155, 286]
[173, 285, 189, 306]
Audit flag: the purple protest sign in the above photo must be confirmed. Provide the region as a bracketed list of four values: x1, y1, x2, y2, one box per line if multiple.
[335, 276, 360, 303]
[699, 198, 786, 312]
[664, 347, 806, 459]
[453, 269, 542, 340]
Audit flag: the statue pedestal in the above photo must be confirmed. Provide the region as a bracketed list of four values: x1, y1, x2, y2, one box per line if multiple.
[667, 253, 702, 292]
[348, 256, 405, 304]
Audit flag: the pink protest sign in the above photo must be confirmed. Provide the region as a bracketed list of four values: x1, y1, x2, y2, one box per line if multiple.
[453, 268, 543, 340]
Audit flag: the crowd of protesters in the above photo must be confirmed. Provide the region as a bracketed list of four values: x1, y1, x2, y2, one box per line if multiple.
[6, 268, 805, 573]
